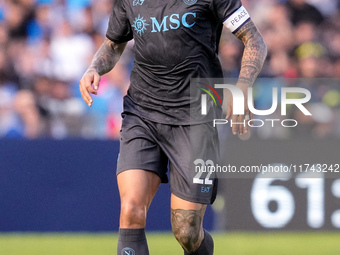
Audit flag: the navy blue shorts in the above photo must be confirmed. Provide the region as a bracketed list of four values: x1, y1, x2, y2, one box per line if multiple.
[117, 113, 219, 204]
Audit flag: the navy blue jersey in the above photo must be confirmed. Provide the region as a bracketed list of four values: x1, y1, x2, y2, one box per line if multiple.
[106, 0, 249, 124]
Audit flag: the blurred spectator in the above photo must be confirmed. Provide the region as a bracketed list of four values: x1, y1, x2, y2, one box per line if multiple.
[306, 0, 338, 16]
[285, 0, 324, 25]
[14, 89, 43, 138]
[49, 20, 94, 81]
[26, 3, 53, 43]
[45, 79, 86, 138]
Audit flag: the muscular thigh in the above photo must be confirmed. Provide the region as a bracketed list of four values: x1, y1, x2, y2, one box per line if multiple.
[117, 113, 169, 183]
[117, 169, 161, 211]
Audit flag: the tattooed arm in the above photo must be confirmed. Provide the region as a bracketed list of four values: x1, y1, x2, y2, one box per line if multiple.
[235, 20, 267, 86]
[79, 38, 127, 107]
[227, 20, 267, 135]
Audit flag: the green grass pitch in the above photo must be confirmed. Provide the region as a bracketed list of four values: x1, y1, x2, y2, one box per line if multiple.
[1, 232, 340, 255]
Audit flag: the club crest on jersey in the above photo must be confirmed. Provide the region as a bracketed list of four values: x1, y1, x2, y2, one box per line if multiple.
[121, 247, 135, 255]
[133, 0, 144, 6]
[132, 14, 149, 35]
[183, 0, 197, 5]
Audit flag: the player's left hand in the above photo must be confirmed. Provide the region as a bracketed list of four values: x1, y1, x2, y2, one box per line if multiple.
[226, 83, 253, 136]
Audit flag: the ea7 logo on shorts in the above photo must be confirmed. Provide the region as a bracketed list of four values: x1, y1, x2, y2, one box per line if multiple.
[133, 0, 144, 6]
[121, 247, 135, 255]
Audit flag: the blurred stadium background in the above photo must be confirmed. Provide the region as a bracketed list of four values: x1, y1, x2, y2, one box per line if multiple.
[1, 0, 340, 254]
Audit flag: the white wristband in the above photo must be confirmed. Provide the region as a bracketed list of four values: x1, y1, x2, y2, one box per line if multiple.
[223, 6, 250, 33]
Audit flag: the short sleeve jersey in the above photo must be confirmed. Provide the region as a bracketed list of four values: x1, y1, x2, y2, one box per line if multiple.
[106, 0, 249, 125]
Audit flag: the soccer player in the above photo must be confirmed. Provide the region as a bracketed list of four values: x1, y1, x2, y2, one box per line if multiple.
[79, 0, 267, 254]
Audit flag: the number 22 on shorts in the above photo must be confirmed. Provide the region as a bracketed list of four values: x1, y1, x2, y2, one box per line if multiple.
[193, 158, 214, 185]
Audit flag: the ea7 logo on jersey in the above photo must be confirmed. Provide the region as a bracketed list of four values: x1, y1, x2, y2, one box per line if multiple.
[133, 0, 144, 6]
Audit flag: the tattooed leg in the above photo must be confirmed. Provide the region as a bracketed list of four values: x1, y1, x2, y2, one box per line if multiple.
[170, 193, 210, 253]
[171, 207, 205, 252]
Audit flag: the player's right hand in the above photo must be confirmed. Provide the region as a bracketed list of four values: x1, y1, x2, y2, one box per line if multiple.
[226, 83, 253, 136]
[79, 69, 101, 107]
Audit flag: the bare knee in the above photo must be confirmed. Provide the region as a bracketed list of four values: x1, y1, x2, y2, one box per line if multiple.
[171, 208, 204, 253]
[120, 200, 146, 228]
[117, 170, 161, 229]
